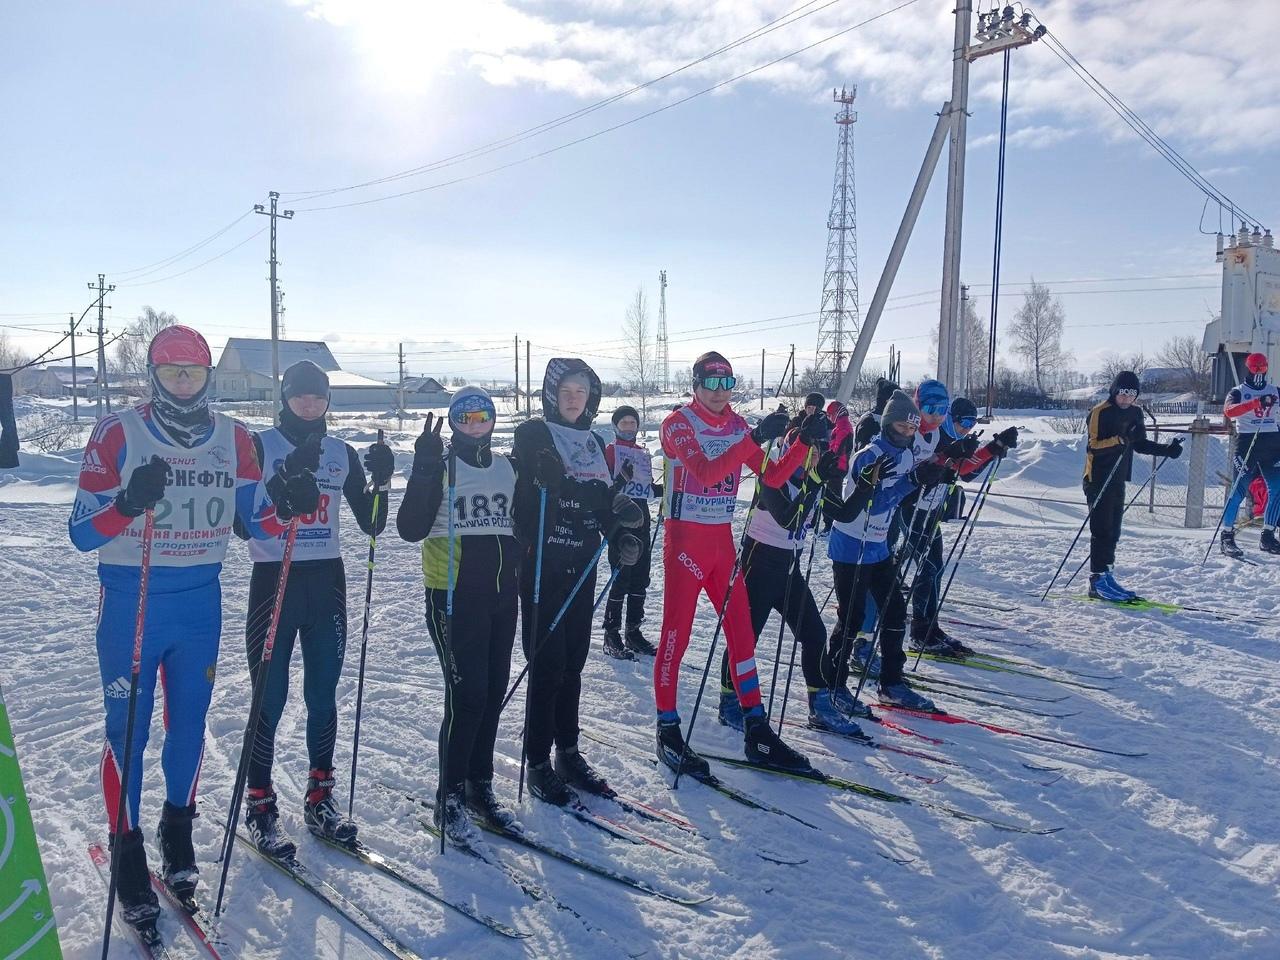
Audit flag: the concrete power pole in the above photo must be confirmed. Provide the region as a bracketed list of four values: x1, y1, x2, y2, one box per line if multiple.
[87, 273, 114, 418]
[254, 192, 294, 405]
[936, 1, 973, 389]
[398, 342, 406, 431]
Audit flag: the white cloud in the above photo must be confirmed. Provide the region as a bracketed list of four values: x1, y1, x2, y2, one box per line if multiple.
[971, 124, 1075, 150]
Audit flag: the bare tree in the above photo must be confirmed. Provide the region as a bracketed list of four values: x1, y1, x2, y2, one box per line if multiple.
[926, 295, 990, 399]
[1008, 279, 1070, 396]
[622, 287, 652, 428]
[0, 332, 30, 375]
[1096, 350, 1149, 388]
[114, 307, 178, 385]
[1155, 334, 1212, 396]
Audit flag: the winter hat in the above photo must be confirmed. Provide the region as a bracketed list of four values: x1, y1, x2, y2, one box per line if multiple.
[914, 379, 950, 417]
[149, 325, 212, 367]
[612, 405, 640, 426]
[281, 360, 330, 401]
[147, 325, 213, 446]
[449, 385, 496, 426]
[943, 397, 978, 438]
[825, 400, 848, 421]
[1245, 352, 1269, 389]
[873, 378, 900, 414]
[880, 389, 922, 449]
[805, 391, 825, 410]
[692, 351, 733, 383]
[1109, 370, 1141, 399]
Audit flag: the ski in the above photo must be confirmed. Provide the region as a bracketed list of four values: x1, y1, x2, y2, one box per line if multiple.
[220, 823, 430, 959]
[876, 704, 1149, 758]
[780, 716, 968, 770]
[870, 715, 947, 745]
[698, 752, 1062, 835]
[309, 832, 531, 940]
[911, 682, 1081, 719]
[940, 616, 1008, 632]
[150, 874, 236, 959]
[913, 651, 1115, 691]
[386, 785, 711, 907]
[918, 673, 1071, 703]
[951, 596, 1018, 613]
[1069, 594, 1239, 621]
[89, 842, 178, 959]
[560, 797, 688, 855]
[951, 649, 1122, 681]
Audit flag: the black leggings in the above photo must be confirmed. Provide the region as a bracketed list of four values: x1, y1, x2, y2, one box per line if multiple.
[827, 558, 907, 687]
[521, 547, 598, 764]
[603, 510, 652, 629]
[1084, 477, 1126, 574]
[246, 558, 347, 791]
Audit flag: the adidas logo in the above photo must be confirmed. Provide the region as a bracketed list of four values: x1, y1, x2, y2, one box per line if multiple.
[82, 448, 108, 475]
[104, 677, 131, 700]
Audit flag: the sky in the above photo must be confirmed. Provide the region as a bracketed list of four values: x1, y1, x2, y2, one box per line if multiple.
[2, 0, 1278, 391]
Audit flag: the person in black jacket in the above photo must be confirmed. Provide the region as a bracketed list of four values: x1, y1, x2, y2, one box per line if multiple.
[853, 377, 900, 449]
[511, 359, 644, 806]
[1082, 370, 1182, 601]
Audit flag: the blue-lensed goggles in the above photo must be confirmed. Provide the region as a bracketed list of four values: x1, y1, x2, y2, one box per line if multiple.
[698, 375, 738, 391]
[920, 401, 949, 416]
[956, 415, 978, 430]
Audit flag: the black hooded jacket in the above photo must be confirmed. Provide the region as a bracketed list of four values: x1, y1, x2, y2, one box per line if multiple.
[853, 378, 900, 448]
[1084, 371, 1174, 484]
[512, 358, 616, 558]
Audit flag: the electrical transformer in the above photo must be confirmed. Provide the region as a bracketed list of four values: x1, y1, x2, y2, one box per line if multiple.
[1202, 225, 1280, 400]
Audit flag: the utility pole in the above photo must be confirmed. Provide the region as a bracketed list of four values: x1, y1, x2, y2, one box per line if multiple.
[957, 284, 970, 397]
[525, 340, 531, 418]
[397, 343, 406, 431]
[936, 2, 973, 389]
[760, 349, 765, 410]
[87, 273, 114, 418]
[514, 335, 520, 414]
[254, 192, 294, 404]
[789, 344, 797, 409]
[657, 270, 669, 393]
[815, 87, 861, 386]
[68, 313, 79, 421]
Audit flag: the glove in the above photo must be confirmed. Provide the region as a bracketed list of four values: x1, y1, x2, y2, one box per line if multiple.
[618, 460, 635, 482]
[1259, 394, 1276, 412]
[939, 434, 979, 460]
[815, 449, 844, 483]
[798, 412, 831, 446]
[910, 460, 949, 487]
[618, 533, 642, 567]
[413, 413, 445, 462]
[751, 408, 790, 445]
[612, 492, 645, 528]
[283, 432, 322, 478]
[1163, 437, 1183, 460]
[272, 471, 321, 521]
[853, 453, 895, 496]
[993, 426, 1019, 450]
[532, 447, 564, 492]
[1123, 420, 1142, 444]
[116, 456, 172, 517]
[363, 441, 395, 487]
[941, 466, 959, 486]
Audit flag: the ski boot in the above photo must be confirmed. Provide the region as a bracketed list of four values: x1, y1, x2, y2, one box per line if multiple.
[554, 746, 616, 798]
[1088, 572, 1134, 603]
[111, 827, 161, 930]
[926, 620, 974, 658]
[303, 768, 358, 846]
[465, 779, 522, 832]
[1102, 570, 1138, 601]
[157, 801, 198, 899]
[1260, 529, 1280, 555]
[602, 626, 636, 661]
[434, 786, 482, 850]
[908, 618, 955, 656]
[807, 689, 865, 738]
[526, 760, 577, 806]
[877, 680, 938, 712]
[624, 624, 657, 657]
[851, 635, 880, 679]
[656, 716, 711, 778]
[245, 787, 297, 860]
[1220, 529, 1245, 559]
[717, 688, 744, 732]
[743, 711, 813, 773]
[831, 684, 875, 720]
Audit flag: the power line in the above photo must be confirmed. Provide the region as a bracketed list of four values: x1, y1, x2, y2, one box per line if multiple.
[107, 209, 256, 280]
[115, 227, 267, 288]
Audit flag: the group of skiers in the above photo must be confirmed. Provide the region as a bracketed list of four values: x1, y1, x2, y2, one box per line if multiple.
[68, 324, 1279, 936]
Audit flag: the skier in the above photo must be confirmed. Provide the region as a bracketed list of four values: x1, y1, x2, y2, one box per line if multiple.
[512, 359, 646, 805]
[240, 360, 393, 858]
[653, 351, 814, 776]
[823, 389, 947, 712]
[396, 387, 530, 846]
[1219, 352, 1280, 557]
[853, 377, 901, 448]
[69, 326, 314, 930]
[788, 391, 826, 432]
[600, 405, 663, 660]
[1083, 371, 1183, 599]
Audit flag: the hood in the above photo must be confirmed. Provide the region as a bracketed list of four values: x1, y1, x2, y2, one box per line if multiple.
[1108, 370, 1141, 400]
[541, 357, 602, 428]
[874, 378, 900, 414]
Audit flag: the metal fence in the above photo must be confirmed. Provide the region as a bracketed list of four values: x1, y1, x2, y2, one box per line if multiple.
[1133, 409, 1237, 527]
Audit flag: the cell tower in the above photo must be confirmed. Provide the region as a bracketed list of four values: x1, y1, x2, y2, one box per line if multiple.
[657, 269, 670, 392]
[815, 86, 861, 386]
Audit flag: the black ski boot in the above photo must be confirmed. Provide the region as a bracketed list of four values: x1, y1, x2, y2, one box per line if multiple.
[602, 626, 636, 661]
[743, 713, 813, 774]
[245, 787, 297, 860]
[928, 621, 974, 657]
[1220, 529, 1245, 558]
[434, 786, 482, 849]
[111, 827, 161, 929]
[624, 625, 657, 657]
[908, 618, 954, 655]
[157, 800, 198, 899]
[465, 778, 522, 832]
[304, 767, 358, 846]
[554, 746, 616, 797]
[1260, 529, 1280, 555]
[656, 718, 711, 778]
[526, 760, 577, 806]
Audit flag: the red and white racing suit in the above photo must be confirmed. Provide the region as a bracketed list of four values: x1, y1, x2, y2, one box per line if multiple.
[653, 399, 808, 716]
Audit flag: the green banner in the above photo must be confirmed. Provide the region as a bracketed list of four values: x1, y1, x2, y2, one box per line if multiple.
[0, 684, 62, 959]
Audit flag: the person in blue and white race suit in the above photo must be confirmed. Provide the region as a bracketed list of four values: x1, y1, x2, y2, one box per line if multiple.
[1220, 352, 1280, 557]
[68, 325, 315, 927]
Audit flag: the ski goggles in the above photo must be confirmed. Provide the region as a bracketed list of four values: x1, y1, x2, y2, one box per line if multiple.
[153, 364, 209, 389]
[955, 415, 978, 430]
[697, 375, 738, 391]
[452, 409, 493, 425]
[918, 400, 949, 416]
[1115, 388, 1139, 399]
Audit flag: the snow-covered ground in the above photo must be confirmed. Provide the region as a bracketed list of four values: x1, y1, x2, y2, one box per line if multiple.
[2, 400, 1277, 959]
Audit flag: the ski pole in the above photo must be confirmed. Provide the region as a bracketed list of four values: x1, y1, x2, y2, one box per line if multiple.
[1039, 446, 1128, 601]
[764, 448, 817, 717]
[215, 516, 300, 917]
[438, 447, 456, 851]
[516, 486, 548, 804]
[775, 509, 824, 734]
[1201, 428, 1261, 567]
[101, 507, 153, 960]
[347, 429, 385, 820]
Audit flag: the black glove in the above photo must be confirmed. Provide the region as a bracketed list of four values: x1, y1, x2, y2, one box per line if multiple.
[612, 492, 645, 528]
[1124, 420, 1142, 444]
[116, 456, 172, 517]
[751, 408, 790, 445]
[272, 471, 321, 521]
[991, 426, 1019, 452]
[939, 434, 980, 460]
[364, 441, 395, 487]
[798, 412, 831, 446]
[411, 413, 445, 475]
[1260, 394, 1276, 411]
[618, 533, 642, 567]
[910, 460, 949, 487]
[815, 449, 844, 483]
[532, 447, 564, 492]
[853, 453, 895, 496]
[283, 432, 321, 478]
[652, 482, 664, 498]
[1163, 437, 1184, 460]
